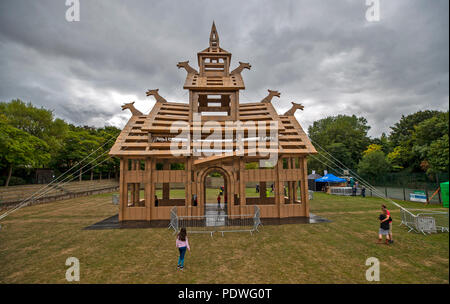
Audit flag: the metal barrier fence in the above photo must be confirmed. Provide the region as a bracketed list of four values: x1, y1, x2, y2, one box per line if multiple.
[169, 206, 178, 233]
[400, 208, 449, 234]
[330, 187, 361, 196]
[168, 205, 262, 236]
[328, 186, 446, 204]
[371, 186, 443, 204]
[368, 172, 449, 190]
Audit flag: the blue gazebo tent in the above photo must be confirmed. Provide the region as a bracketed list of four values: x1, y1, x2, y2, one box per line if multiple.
[315, 174, 346, 192]
[315, 174, 346, 183]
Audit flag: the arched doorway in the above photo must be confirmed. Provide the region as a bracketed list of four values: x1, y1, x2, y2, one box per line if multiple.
[204, 170, 227, 214]
[198, 166, 232, 217]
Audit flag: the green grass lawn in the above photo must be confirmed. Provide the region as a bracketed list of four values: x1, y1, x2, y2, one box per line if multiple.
[0, 191, 448, 283]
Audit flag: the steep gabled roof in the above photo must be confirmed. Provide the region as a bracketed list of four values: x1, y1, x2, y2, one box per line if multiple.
[109, 22, 317, 159]
[109, 101, 317, 157]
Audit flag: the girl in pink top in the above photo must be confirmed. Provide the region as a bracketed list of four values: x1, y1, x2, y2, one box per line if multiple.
[176, 228, 190, 270]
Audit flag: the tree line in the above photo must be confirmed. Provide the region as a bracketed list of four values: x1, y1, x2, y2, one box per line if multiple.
[0, 99, 120, 186]
[1, 99, 448, 187]
[307, 110, 449, 183]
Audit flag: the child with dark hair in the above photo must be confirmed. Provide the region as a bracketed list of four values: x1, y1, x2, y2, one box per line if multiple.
[176, 228, 190, 270]
[378, 209, 391, 244]
[381, 204, 394, 243]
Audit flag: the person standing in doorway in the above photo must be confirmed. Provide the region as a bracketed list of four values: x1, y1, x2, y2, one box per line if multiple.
[193, 194, 197, 207]
[217, 194, 221, 209]
[155, 195, 159, 207]
[176, 228, 190, 271]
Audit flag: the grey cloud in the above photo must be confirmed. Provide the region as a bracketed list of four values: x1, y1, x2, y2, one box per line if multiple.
[0, 0, 448, 137]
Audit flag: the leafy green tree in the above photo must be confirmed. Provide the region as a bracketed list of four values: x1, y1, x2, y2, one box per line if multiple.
[54, 127, 101, 181]
[370, 133, 391, 154]
[357, 150, 391, 181]
[0, 115, 50, 186]
[412, 112, 448, 157]
[410, 112, 449, 174]
[386, 146, 408, 171]
[0, 100, 123, 183]
[93, 126, 121, 179]
[426, 134, 449, 174]
[307, 152, 328, 174]
[0, 99, 57, 138]
[388, 110, 448, 172]
[0, 99, 69, 163]
[307, 115, 371, 172]
[389, 110, 441, 148]
[363, 144, 382, 155]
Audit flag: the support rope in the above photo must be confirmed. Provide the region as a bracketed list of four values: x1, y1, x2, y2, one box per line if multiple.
[0, 150, 115, 221]
[307, 138, 411, 213]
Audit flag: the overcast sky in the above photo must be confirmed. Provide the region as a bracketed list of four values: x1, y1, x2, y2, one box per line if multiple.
[0, 0, 448, 137]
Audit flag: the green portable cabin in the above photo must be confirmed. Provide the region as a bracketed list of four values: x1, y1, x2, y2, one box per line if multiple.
[441, 181, 449, 208]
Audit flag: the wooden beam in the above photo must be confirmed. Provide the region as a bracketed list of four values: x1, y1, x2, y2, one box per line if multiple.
[239, 157, 246, 215]
[119, 158, 125, 221]
[145, 158, 152, 220]
[193, 154, 235, 166]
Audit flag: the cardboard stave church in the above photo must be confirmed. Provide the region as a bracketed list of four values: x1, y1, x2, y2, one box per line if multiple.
[109, 23, 317, 226]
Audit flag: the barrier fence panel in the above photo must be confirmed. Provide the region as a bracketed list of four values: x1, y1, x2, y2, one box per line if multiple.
[400, 208, 418, 233]
[330, 186, 445, 205]
[413, 209, 449, 233]
[308, 190, 314, 200]
[170, 205, 447, 236]
[169, 206, 262, 235]
[253, 205, 262, 232]
[330, 187, 361, 196]
[367, 186, 444, 204]
[169, 206, 178, 233]
[400, 208, 449, 234]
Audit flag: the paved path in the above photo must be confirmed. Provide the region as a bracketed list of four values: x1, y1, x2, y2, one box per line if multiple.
[205, 203, 227, 227]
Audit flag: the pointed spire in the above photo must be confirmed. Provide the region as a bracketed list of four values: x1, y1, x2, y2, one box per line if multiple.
[209, 21, 219, 49]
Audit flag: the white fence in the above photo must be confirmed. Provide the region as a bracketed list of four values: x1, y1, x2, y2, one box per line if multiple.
[400, 208, 449, 234]
[169, 205, 262, 236]
[330, 187, 361, 196]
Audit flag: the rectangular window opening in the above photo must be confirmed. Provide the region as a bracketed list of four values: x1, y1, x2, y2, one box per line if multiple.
[127, 183, 145, 207]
